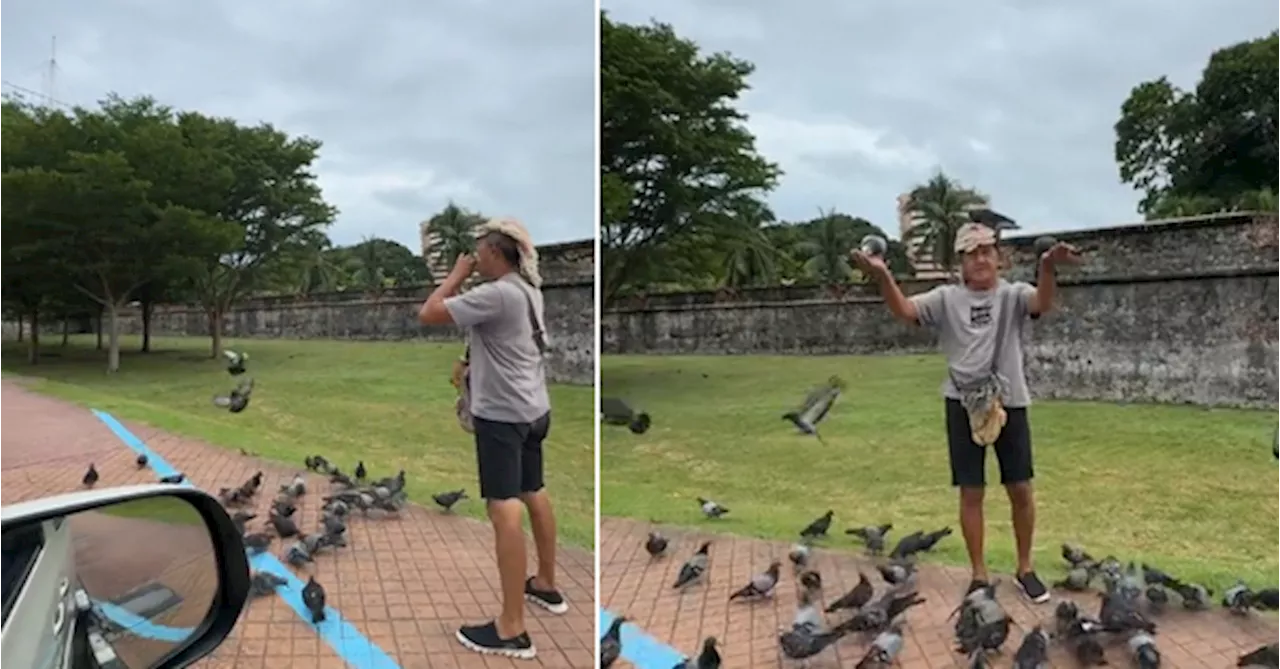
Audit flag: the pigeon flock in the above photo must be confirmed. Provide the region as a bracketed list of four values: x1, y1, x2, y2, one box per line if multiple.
[80, 347, 478, 629]
[600, 376, 1280, 668]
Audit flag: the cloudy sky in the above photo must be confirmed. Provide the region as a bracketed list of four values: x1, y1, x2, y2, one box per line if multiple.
[603, 0, 1277, 238]
[2, 0, 596, 249]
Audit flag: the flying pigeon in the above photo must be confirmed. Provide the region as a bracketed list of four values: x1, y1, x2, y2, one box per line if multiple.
[600, 397, 652, 434]
[213, 378, 254, 413]
[783, 376, 845, 443]
[223, 349, 248, 375]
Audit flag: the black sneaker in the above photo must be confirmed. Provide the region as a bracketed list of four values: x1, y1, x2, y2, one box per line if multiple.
[524, 577, 568, 614]
[455, 621, 536, 660]
[965, 579, 989, 596]
[1016, 571, 1051, 604]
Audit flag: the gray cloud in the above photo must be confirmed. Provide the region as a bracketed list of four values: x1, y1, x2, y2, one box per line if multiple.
[2, 0, 597, 248]
[602, 0, 1276, 236]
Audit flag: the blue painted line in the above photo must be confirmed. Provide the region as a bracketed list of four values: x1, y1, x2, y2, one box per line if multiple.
[93, 600, 194, 643]
[91, 409, 402, 669]
[599, 609, 687, 669]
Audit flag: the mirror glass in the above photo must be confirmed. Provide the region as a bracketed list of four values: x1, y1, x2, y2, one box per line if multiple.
[1, 495, 219, 669]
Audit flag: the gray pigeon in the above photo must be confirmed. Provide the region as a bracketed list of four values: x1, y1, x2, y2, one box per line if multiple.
[1129, 632, 1161, 669]
[855, 625, 904, 669]
[600, 616, 626, 668]
[601, 397, 652, 434]
[1223, 581, 1256, 614]
[249, 571, 288, 597]
[697, 497, 728, 519]
[301, 576, 326, 624]
[213, 377, 254, 413]
[846, 523, 893, 554]
[1012, 625, 1050, 669]
[673, 542, 712, 589]
[782, 376, 845, 443]
[729, 561, 781, 601]
[223, 348, 248, 375]
[672, 637, 721, 669]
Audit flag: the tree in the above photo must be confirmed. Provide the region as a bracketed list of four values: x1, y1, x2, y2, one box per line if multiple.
[1115, 31, 1278, 217]
[600, 12, 781, 304]
[902, 172, 987, 277]
[424, 202, 484, 267]
[176, 113, 337, 357]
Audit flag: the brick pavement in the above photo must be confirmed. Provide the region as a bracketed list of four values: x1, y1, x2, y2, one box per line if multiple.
[599, 517, 1278, 669]
[1, 380, 595, 669]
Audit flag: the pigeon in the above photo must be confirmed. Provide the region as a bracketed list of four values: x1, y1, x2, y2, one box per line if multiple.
[855, 624, 904, 669]
[1012, 625, 1050, 669]
[354, 460, 366, 480]
[825, 572, 874, 613]
[1223, 581, 1257, 614]
[223, 348, 248, 375]
[778, 617, 856, 663]
[729, 561, 781, 600]
[269, 510, 300, 538]
[279, 473, 306, 497]
[792, 588, 824, 632]
[1098, 591, 1157, 633]
[432, 489, 467, 512]
[1174, 582, 1212, 610]
[1140, 563, 1177, 587]
[213, 378, 254, 413]
[672, 637, 721, 669]
[600, 616, 625, 668]
[1074, 632, 1108, 667]
[954, 582, 1010, 655]
[285, 541, 314, 567]
[1053, 600, 1081, 639]
[846, 523, 893, 554]
[849, 588, 927, 632]
[600, 397, 652, 434]
[876, 559, 917, 588]
[788, 541, 811, 569]
[249, 571, 289, 597]
[799, 511, 834, 538]
[799, 570, 823, 592]
[1251, 587, 1279, 610]
[782, 376, 845, 443]
[321, 514, 347, 536]
[158, 473, 185, 484]
[645, 532, 669, 557]
[1145, 584, 1170, 612]
[696, 498, 728, 519]
[1061, 542, 1094, 566]
[230, 511, 256, 532]
[301, 576, 326, 624]
[1053, 564, 1094, 591]
[82, 464, 99, 487]
[243, 533, 273, 555]
[1238, 643, 1279, 668]
[1129, 631, 1161, 669]
[673, 542, 711, 589]
[889, 527, 952, 560]
[135, 453, 148, 468]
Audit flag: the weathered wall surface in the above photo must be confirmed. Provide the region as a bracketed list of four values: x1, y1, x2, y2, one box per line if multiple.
[602, 213, 1279, 408]
[116, 239, 597, 385]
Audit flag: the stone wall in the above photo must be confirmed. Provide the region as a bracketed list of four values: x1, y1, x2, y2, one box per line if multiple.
[116, 239, 597, 385]
[602, 213, 1279, 408]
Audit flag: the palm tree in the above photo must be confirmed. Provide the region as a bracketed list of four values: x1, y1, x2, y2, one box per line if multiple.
[424, 202, 484, 269]
[352, 236, 390, 293]
[798, 210, 858, 285]
[721, 225, 780, 288]
[903, 172, 988, 276]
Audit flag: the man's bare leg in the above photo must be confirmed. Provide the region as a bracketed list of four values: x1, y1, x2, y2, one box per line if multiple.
[1006, 482, 1036, 574]
[488, 498, 528, 638]
[959, 486, 987, 582]
[521, 489, 558, 590]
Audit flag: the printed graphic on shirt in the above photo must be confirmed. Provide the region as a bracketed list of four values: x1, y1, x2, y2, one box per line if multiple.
[968, 303, 993, 327]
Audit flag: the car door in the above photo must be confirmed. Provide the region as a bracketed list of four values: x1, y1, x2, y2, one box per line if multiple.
[1, 518, 78, 669]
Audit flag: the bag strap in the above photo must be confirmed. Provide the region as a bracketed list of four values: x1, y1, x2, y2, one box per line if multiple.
[511, 278, 550, 356]
[944, 287, 1012, 390]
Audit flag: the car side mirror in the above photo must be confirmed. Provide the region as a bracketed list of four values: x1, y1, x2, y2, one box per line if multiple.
[1, 485, 250, 668]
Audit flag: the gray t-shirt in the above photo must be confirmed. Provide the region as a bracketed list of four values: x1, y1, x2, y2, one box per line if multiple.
[908, 279, 1038, 408]
[444, 273, 551, 424]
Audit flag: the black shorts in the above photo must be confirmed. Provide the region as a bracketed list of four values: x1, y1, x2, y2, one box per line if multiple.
[473, 412, 551, 500]
[944, 399, 1033, 488]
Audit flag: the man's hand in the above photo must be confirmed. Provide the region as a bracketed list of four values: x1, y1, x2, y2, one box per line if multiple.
[1041, 242, 1082, 267]
[850, 250, 890, 278]
[450, 253, 477, 278]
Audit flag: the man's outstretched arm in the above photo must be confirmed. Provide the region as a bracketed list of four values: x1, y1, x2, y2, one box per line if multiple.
[1027, 242, 1082, 317]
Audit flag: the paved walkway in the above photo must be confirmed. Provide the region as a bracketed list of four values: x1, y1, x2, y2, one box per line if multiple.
[1, 381, 594, 669]
[599, 517, 1278, 669]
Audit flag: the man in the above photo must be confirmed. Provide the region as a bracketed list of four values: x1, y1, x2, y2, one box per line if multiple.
[419, 217, 566, 660]
[851, 222, 1081, 603]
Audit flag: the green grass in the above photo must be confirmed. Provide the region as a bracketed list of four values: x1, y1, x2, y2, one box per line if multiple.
[601, 354, 1279, 589]
[3, 335, 596, 547]
[98, 497, 205, 526]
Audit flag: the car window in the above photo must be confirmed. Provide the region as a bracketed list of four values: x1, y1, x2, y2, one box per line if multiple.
[1, 523, 47, 626]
